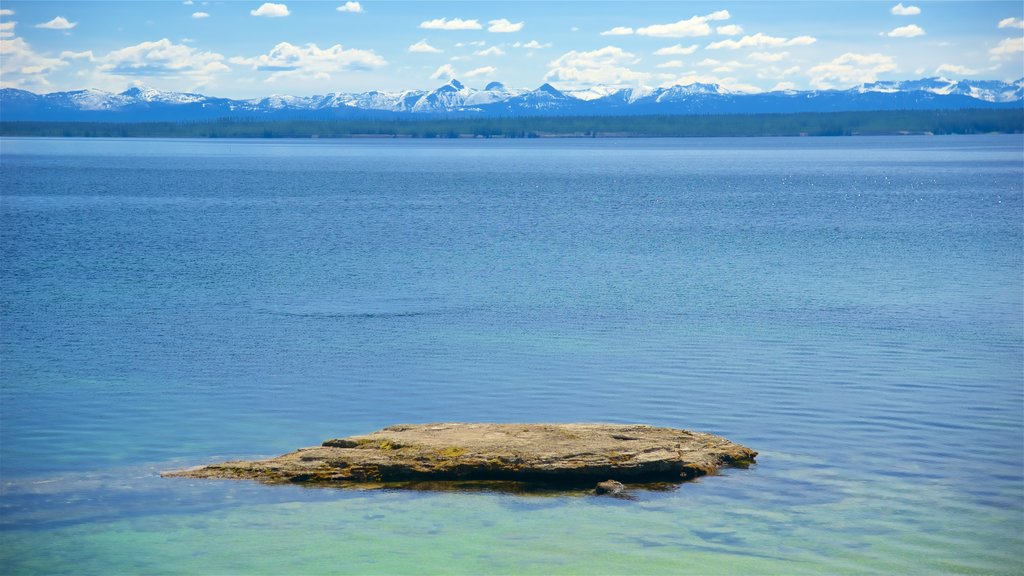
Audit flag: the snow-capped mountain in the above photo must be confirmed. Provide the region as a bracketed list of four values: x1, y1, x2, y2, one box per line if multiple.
[44, 86, 219, 110]
[856, 77, 1024, 103]
[320, 89, 427, 113]
[247, 93, 315, 110]
[1, 77, 1020, 122]
[119, 86, 209, 104]
[463, 82, 525, 107]
[564, 85, 621, 102]
[495, 83, 573, 112]
[59, 88, 133, 110]
[411, 79, 473, 113]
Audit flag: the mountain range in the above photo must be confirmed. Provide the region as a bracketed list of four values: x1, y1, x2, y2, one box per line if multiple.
[1, 77, 1021, 122]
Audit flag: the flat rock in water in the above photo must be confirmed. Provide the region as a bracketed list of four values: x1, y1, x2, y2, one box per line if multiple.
[163, 423, 756, 490]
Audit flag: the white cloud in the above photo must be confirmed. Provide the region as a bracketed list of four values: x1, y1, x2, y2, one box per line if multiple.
[183, 0, 193, 5]
[653, 43, 699, 56]
[420, 18, 482, 31]
[998, 17, 1024, 29]
[772, 81, 797, 91]
[891, 3, 921, 16]
[887, 24, 924, 38]
[250, 3, 289, 18]
[990, 37, 1024, 59]
[636, 10, 730, 38]
[337, 2, 364, 13]
[513, 40, 551, 49]
[230, 41, 385, 82]
[694, 57, 748, 73]
[748, 51, 788, 63]
[808, 52, 897, 88]
[60, 49, 94, 60]
[600, 26, 634, 36]
[712, 60, 746, 72]
[474, 46, 505, 56]
[786, 36, 817, 46]
[935, 63, 979, 75]
[0, 36, 68, 88]
[97, 38, 228, 82]
[545, 45, 649, 88]
[35, 16, 77, 30]
[0, 9, 14, 16]
[707, 32, 816, 50]
[488, 18, 523, 33]
[716, 24, 743, 36]
[465, 66, 496, 77]
[656, 60, 685, 68]
[408, 39, 442, 53]
[548, 45, 639, 69]
[192, 12, 209, 19]
[430, 63, 456, 80]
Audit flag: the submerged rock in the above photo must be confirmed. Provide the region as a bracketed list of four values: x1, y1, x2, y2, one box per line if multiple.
[594, 479, 627, 495]
[163, 423, 756, 491]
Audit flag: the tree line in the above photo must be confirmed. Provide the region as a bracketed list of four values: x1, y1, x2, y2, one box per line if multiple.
[1, 109, 1020, 138]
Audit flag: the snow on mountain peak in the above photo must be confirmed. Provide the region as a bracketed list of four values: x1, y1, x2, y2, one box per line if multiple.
[116, 85, 208, 104]
[565, 85, 618, 101]
[464, 81, 522, 106]
[535, 83, 566, 97]
[853, 77, 1021, 102]
[62, 88, 125, 110]
[3, 77, 1019, 120]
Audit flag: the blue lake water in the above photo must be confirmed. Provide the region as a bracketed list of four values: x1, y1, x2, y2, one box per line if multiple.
[1, 136, 1022, 574]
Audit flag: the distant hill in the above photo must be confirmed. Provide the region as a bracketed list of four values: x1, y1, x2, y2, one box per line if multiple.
[1, 77, 1021, 122]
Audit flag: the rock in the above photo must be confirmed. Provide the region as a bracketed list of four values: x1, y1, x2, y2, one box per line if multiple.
[595, 479, 627, 495]
[162, 423, 756, 491]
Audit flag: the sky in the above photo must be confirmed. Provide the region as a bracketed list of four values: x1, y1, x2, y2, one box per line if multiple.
[1, 1, 1022, 98]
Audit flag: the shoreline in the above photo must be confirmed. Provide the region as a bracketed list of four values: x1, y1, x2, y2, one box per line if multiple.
[0, 131, 1001, 139]
[2, 109, 1020, 139]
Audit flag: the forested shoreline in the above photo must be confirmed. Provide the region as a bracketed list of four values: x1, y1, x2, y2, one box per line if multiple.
[1, 109, 1020, 138]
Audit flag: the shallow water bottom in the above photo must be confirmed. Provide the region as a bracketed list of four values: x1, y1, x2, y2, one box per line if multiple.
[2, 449, 1019, 575]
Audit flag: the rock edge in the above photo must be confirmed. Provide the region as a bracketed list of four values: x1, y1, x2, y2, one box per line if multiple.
[162, 423, 756, 490]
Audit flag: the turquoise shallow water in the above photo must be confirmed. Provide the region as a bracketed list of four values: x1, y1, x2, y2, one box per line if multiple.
[1, 136, 1022, 574]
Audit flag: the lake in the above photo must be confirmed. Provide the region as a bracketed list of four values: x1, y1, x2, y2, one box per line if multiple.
[1, 136, 1021, 574]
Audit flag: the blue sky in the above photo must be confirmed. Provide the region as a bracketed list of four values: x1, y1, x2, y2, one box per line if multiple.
[1, 1, 1022, 97]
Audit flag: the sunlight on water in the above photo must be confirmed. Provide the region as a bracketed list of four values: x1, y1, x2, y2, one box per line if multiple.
[1, 136, 1022, 574]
